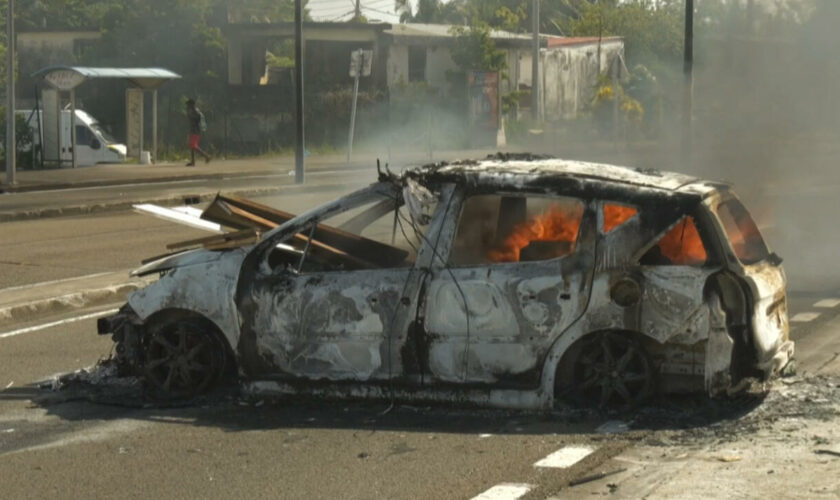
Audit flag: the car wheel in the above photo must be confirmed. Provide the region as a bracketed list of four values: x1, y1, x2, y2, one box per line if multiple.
[572, 331, 655, 409]
[143, 317, 227, 400]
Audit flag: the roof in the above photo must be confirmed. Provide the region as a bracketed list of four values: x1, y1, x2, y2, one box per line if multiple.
[546, 36, 623, 48]
[32, 66, 181, 90]
[384, 23, 538, 47]
[404, 155, 720, 203]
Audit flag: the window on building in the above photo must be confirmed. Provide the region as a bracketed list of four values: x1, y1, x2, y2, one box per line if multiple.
[408, 46, 427, 82]
[449, 194, 584, 266]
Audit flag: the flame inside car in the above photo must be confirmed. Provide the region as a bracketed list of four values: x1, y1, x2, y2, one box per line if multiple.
[488, 202, 583, 262]
[603, 204, 638, 233]
[655, 217, 708, 265]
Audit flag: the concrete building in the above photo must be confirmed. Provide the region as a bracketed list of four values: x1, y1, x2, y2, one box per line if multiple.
[224, 22, 624, 122]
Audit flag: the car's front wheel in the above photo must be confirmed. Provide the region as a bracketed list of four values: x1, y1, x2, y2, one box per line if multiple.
[142, 317, 228, 400]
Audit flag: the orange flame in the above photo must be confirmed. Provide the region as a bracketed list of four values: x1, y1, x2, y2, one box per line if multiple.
[656, 217, 707, 265]
[603, 204, 638, 233]
[488, 203, 583, 262]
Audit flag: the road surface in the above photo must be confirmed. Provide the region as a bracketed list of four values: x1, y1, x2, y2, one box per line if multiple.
[1, 155, 839, 499]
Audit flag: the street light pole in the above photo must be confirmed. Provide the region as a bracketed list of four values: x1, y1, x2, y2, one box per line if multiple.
[531, 0, 540, 122]
[682, 0, 694, 159]
[5, 0, 15, 186]
[294, 0, 305, 184]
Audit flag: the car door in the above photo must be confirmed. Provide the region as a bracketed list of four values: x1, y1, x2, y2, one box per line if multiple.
[636, 212, 718, 346]
[235, 184, 443, 384]
[419, 190, 597, 387]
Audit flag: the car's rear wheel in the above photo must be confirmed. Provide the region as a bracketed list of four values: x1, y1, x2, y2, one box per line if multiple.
[572, 331, 655, 408]
[143, 318, 227, 400]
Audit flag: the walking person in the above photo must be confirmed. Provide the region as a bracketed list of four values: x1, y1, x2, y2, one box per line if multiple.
[186, 98, 211, 166]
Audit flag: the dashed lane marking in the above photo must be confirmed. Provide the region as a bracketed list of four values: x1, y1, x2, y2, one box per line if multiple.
[813, 298, 840, 308]
[534, 445, 595, 468]
[791, 312, 821, 323]
[471, 483, 533, 500]
[0, 309, 118, 339]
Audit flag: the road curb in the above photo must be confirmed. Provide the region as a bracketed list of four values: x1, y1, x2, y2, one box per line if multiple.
[0, 279, 152, 330]
[0, 181, 354, 223]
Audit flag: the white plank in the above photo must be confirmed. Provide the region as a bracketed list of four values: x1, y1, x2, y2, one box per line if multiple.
[534, 445, 594, 468]
[471, 483, 533, 500]
[133, 204, 223, 233]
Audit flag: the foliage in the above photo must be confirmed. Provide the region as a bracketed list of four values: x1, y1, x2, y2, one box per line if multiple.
[449, 23, 508, 72]
[0, 111, 35, 169]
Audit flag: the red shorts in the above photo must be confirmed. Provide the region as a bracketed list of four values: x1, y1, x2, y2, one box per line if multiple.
[189, 134, 201, 149]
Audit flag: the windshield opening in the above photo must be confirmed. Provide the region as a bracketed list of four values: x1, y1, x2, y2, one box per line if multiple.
[715, 198, 770, 265]
[90, 122, 117, 144]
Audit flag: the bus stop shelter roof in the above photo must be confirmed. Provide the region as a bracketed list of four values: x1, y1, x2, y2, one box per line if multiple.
[32, 66, 181, 90]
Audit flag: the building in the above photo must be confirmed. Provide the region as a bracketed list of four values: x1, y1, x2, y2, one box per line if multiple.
[224, 22, 624, 123]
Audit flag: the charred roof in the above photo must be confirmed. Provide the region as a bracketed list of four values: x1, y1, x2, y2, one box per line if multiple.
[402, 154, 723, 204]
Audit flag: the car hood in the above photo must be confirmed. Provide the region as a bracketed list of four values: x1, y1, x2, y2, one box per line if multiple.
[131, 249, 227, 277]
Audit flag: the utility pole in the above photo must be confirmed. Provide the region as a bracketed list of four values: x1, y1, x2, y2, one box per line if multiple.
[354, 0, 361, 19]
[5, 0, 15, 186]
[682, 0, 694, 159]
[531, 0, 540, 121]
[294, 0, 305, 184]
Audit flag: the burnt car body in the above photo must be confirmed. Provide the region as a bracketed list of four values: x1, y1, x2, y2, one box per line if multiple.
[99, 156, 793, 408]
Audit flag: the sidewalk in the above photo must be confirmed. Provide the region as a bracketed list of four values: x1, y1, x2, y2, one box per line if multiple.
[0, 271, 153, 330]
[0, 150, 492, 194]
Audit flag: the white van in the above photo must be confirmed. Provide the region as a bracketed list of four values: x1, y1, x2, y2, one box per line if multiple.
[18, 109, 127, 167]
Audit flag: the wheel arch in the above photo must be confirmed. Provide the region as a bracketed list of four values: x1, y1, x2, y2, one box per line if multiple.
[551, 329, 658, 397]
[142, 307, 238, 373]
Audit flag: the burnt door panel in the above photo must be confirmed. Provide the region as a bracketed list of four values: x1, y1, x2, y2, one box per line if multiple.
[241, 268, 413, 381]
[421, 194, 597, 387]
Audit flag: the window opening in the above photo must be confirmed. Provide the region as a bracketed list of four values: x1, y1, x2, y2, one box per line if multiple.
[603, 203, 638, 233]
[450, 194, 584, 265]
[640, 216, 708, 266]
[715, 199, 770, 265]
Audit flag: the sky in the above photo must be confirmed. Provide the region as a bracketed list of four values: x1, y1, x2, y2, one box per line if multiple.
[308, 0, 402, 23]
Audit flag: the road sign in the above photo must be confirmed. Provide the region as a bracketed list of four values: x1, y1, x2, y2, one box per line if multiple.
[349, 49, 373, 78]
[44, 70, 86, 91]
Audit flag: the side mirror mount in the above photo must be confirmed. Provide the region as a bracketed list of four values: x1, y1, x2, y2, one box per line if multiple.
[91, 138, 101, 150]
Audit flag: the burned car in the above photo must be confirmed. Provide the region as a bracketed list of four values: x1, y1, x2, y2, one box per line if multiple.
[99, 155, 793, 408]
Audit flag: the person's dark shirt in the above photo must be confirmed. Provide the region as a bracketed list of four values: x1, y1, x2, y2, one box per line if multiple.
[187, 108, 201, 134]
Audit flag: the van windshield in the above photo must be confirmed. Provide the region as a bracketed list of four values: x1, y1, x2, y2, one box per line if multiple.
[715, 198, 770, 265]
[90, 122, 117, 144]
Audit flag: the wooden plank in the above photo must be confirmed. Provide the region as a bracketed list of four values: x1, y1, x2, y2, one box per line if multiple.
[166, 228, 259, 251]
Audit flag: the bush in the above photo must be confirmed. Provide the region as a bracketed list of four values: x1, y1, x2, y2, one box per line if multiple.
[0, 112, 35, 169]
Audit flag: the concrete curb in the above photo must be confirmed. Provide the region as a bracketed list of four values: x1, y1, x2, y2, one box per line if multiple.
[0, 280, 151, 329]
[0, 181, 354, 223]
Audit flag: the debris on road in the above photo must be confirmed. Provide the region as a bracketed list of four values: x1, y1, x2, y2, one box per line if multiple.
[568, 467, 627, 487]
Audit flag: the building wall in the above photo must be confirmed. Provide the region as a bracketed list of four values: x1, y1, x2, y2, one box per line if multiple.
[386, 44, 409, 87]
[541, 41, 624, 120]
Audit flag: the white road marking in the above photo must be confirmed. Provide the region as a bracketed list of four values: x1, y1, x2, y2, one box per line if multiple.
[534, 445, 595, 468]
[471, 483, 533, 500]
[0, 309, 118, 339]
[813, 298, 840, 308]
[479, 433, 493, 438]
[791, 312, 821, 323]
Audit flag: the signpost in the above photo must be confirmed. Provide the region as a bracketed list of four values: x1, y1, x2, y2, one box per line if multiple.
[42, 67, 86, 169]
[5, 0, 15, 185]
[347, 49, 372, 163]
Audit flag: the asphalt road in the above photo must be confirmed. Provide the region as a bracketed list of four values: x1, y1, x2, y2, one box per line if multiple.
[1, 154, 840, 499]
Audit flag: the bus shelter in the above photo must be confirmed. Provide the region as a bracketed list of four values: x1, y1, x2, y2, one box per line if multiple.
[31, 66, 181, 167]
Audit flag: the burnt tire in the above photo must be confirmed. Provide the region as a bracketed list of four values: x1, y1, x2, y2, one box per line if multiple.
[571, 331, 655, 409]
[142, 317, 228, 400]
